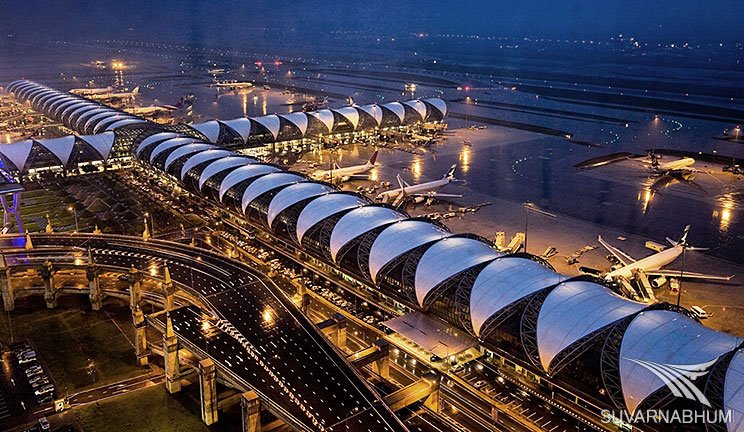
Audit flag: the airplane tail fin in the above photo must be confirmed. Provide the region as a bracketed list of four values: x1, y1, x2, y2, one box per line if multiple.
[444, 164, 457, 179]
[368, 150, 379, 166]
[679, 224, 690, 246]
[132, 86, 140, 95]
[649, 152, 660, 168]
[396, 174, 406, 192]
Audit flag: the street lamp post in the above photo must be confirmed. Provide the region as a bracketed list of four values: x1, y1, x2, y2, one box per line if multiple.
[144, 212, 155, 238]
[523, 202, 531, 253]
[733, 125, 740, 168]
[67, 206, 79, 233]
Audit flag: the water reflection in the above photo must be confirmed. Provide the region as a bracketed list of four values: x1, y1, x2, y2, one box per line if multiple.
[717, 193, 735, 231]
[459, 146, 471, 174]
[411, 157, 422, 180]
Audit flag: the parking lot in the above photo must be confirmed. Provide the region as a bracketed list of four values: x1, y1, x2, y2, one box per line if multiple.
[0, 340, 56, 430]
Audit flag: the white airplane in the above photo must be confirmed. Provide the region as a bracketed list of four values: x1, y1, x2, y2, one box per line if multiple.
[210, 80, 254, 90]
[644, 153, 698, 178]
[126, 105, 177, 116]
[70, 86, 114, 96]
[88, 87, 140, 101]
[376, 164, 461, 207]
[598, 225, 733, 282]
[311, 151, 379, 183]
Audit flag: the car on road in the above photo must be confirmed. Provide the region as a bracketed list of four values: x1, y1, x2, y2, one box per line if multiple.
[474, 380, 487, 389]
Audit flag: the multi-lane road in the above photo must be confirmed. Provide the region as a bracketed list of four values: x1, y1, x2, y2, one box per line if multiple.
[1, 233, 411, 432]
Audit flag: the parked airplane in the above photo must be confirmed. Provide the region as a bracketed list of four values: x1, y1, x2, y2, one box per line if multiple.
[70, 86, 114, 96]
[88, 87, 140, 101]
[598, 225, 733, 283]
[376, 164, 461, 207]
[209, 80, 254, 90]
[126, 105, 177, 116]
[646, 153, 697, 177]
[311, 151, 379, 183]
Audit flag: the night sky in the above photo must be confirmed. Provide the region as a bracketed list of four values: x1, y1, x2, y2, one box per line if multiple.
[0, 0, 741, 43]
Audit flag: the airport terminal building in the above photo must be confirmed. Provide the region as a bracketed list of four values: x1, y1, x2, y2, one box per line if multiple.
[5, 80, 744, 432]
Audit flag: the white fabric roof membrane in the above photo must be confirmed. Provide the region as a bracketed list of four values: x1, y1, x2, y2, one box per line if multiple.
[36, 135, 76, 166]
[220, 118, 251, 142]
[358, 104, 383, 125]
[94, 115, 133, 134]
[241, 173, 303, 213]
[724, 349, 744, 432]
[6, 80, 24, 92]
[369, 220, 451, 283]
[84, 110, 120, 132]
[16, 83, 40, 98]
[20, 85, 46, 100]
[67, 104, 99, 124]
[79, 132, 116, 161]
[163, 144, 217, 172]
[191, 120, 221, 142]
[424, 98, 448, 117]
[48, 96, 76, 114]
[382, 102, 406, 122]
[308, 109, 334, 132]
[198, 156, 255, 190]
[149, 137, 196, 163]
[470, 258, 566, 337]
[40, 94, 69, 112]
[53, 99, 82, 117]
[537, 281, 645, 372]
[620, 310, 742, 413]
[60, 102, 93, 121]
[30, 90, 56, 105]
[253, 115, 281, 139]
[403, 100, 427, 120]
[219, 164, 281, 201]
[267, 182, 334, 228]
[105, 118, 146, 131]
[280, 112, 309, 136]
[0, 140, 33, 171]
[333, 107, 360, 129]
[178, 149, 232, 179]
[136, 132, 180, 156]
[76, 108, 114, 129]
[295, 193, 368, 243]
[34, 90, 61, 106]
[415, 237, 501, 306]
[330, 206, 406, 262]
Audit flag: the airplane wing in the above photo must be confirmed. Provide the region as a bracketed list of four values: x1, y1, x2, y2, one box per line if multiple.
[645, 269, 734, 282]
[597, 235, 636, 266]
[408, 192, 462, 198]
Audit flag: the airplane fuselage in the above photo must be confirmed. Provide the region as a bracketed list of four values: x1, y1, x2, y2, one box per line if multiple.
[656, 157, 695, 173]
[377, 177, 452, 201]
[312, 163, 373, 182]
[605, 244, 683, 280]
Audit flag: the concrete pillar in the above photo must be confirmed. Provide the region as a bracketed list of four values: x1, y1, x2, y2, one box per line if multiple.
[162, 266, 176, 312]
[128, 267, 142, 311]
[41, 261, 56, 309]
[133, 306, 148, 366]
[164, 314, 181, 393]
[423, 372, 441, 413]
[373, 340, 390, 380]
[199, 358, 218, 425]
[0, 254, 14, 311]
[301, 293, 310, 314]
[241, 390, 261, 432]
[86, 250, 102, 311]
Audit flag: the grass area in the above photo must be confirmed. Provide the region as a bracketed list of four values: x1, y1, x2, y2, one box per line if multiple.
[72, 385, 212, 432]
[0, 305, 145, 392]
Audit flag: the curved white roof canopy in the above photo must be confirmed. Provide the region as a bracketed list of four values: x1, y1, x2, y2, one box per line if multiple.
[424, 98, 448, 117]
[241, 173, 303, 213]
[30, 90, 56, 105]
[220, 118, 251, 142]
[415, 237, 501, 306]
[163, 144, 216, 172]
[267, 182, 334, 228]
[105, 118, 146, 131]
[308, 109, 334, 132]
[177, 149, 231, 179]
[253, 115, 281, 139]
[333, 107, 359, 129]
[537, 281, 645, 372]
[136, 132, 180, 156]
[198, 156, 255, 190]
[40, 94, 69, 112]
[94, 115, 134, 134]
[470, 257, 566, 336]
[295, 193, 368, 243]
[22, 86, 48, 101]
[149, 137, 196, 163]
[0, 140, 33, 171]
[382, 102, 405, 122]
[60, 101, 93, 121]
[358, 104, 383, 125]
[191, 120, 221, 142]
[620, 310, 742, 413]
[76, 107, 115, 129]
[369, 220, 451, 283]
[281, 112, 308, 136]
[48, 97, 77, 115]
[218, 164, 281, 201]
[54, 100, 84, 117]
[85, 110, 121, 132]
[79, 132, 116, 161]
[724, 349, 744, 432]
[67, 104, 99, 124]
[36, 135, 76, 166]
[403, 100, 427, 120]
[330, 206, 406, 262]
